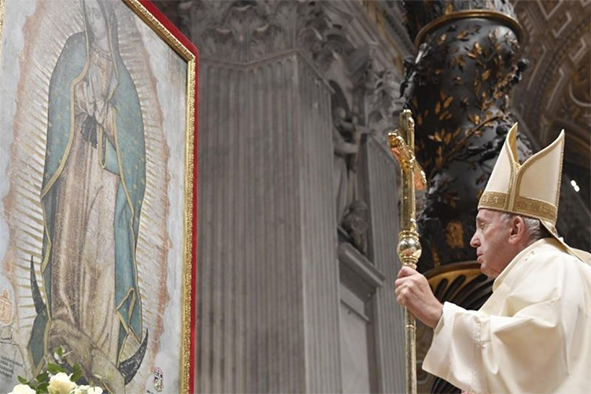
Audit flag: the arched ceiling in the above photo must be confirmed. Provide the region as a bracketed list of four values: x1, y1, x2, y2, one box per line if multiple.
[512, 0, 590, 166]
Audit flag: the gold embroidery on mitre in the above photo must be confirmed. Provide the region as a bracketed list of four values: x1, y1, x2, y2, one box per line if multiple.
[556, 133, 565, 211]
[506, 130, 518, 210]
[479, 192, 557, 222]
[513, 196, 557, 223]
[478, 191, 507, 210]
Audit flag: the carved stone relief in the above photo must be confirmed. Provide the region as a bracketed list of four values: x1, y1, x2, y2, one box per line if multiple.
[327, 45, 411, 256]
[166, 0, 410, 257]
[174, 0, 362, 70]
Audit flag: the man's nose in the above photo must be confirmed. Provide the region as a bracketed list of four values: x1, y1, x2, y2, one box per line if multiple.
[470, 232, 479, 248]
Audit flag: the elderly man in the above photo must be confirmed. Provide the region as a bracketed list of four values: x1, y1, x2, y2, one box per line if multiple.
[395, 124, 591, 393]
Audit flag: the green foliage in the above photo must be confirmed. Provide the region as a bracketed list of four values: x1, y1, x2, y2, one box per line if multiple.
[11, 346, 103, 394]
[46, 363, 64, 375]
[70, 364, 82, 384]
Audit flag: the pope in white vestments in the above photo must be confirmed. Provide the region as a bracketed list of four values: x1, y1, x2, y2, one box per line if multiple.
[395, 124, 591, 393]
[424, 237, 591, 393]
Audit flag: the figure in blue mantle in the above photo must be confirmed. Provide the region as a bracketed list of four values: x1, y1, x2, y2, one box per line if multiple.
[28, 0, 148, 390]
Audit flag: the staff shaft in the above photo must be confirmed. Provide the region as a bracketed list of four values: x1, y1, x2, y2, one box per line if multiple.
[388, 109, 424, 394]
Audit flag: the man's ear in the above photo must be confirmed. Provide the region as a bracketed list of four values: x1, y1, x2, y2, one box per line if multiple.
[508, 215, 526, 244]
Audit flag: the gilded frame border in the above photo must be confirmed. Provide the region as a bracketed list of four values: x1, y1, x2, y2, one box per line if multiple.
[0, 0, 198, 392]
[123, 2, 199, 392]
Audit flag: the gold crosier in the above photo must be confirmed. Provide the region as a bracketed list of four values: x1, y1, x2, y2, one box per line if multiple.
[387, 110, 426, 394]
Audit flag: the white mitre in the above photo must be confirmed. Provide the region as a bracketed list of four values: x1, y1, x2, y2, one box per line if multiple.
[478, 123, 590, 263]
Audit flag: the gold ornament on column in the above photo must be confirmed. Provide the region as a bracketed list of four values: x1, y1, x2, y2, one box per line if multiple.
[387, 109, 426, 394]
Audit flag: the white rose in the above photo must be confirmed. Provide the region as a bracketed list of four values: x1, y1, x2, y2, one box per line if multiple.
[72, 385, 103, 394]
[71, 386, 85, 394]
[48, 372, 77, 394]
[9, 384, 36, 394]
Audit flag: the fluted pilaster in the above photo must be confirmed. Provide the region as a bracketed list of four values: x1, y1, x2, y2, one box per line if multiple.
[196, 52, 340, 393]
[360, 136, 405, 393]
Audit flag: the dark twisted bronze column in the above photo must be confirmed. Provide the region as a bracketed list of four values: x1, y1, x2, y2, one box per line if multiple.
[397, 2, 531, 393]
[400, 1, 530, 272]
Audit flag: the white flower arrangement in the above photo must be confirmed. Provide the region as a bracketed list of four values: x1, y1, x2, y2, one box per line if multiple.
[9, 384, 36, 394]
[9, 347, 104, 394]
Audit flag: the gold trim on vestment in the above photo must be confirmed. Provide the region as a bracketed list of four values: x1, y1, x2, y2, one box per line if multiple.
[478, 191, 507, 210]
[557, 136, 564, 211]
[513, 196, 557, 222]
[506, 137, 516, 211]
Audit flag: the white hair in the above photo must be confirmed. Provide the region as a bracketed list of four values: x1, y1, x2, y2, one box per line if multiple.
[500, 212, 551, 242]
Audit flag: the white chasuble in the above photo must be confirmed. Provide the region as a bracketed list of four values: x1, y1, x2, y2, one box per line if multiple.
[423, 238, 591, 393]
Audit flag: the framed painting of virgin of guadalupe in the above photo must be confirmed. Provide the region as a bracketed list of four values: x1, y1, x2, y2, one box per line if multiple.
[0, 0, 198, 392]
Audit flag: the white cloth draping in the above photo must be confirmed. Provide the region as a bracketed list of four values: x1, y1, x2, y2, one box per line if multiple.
[423, 238, 591, 393]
